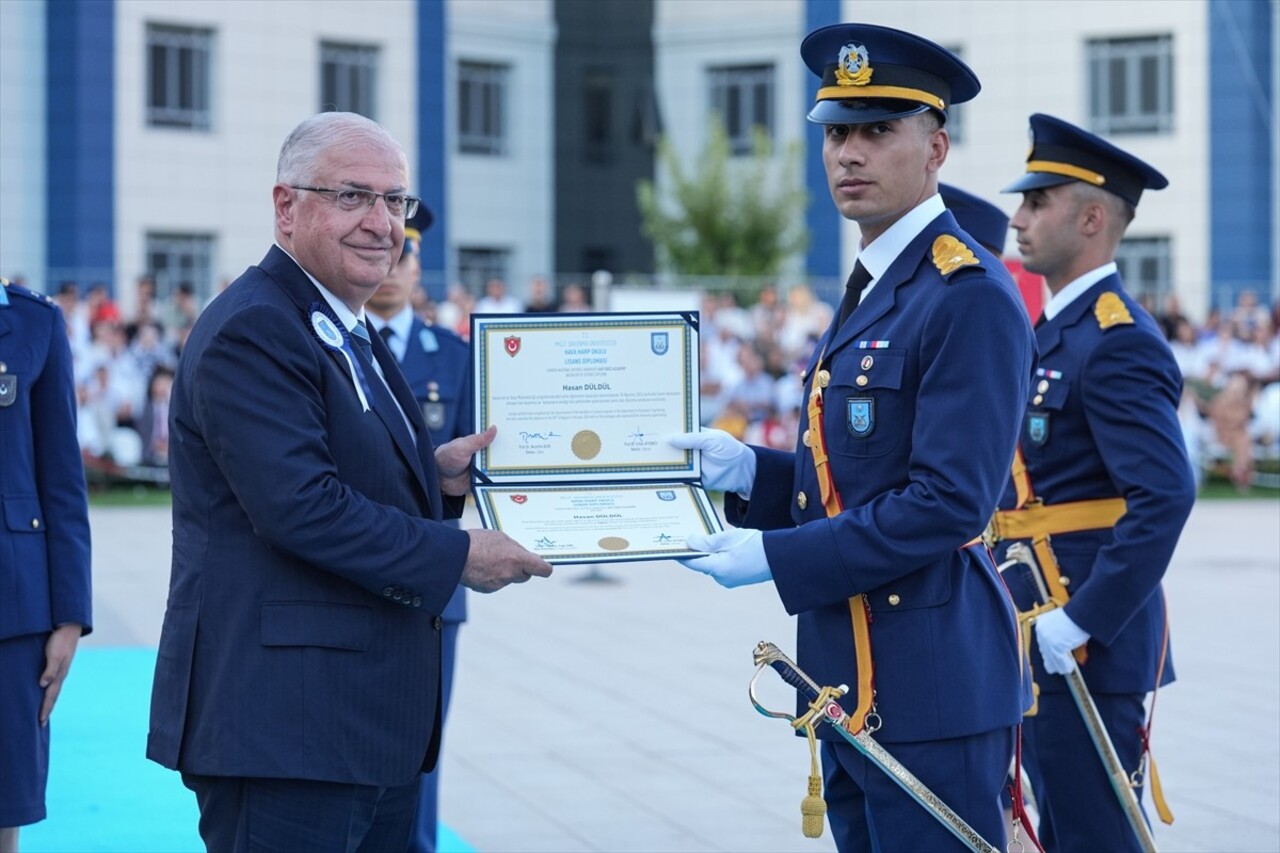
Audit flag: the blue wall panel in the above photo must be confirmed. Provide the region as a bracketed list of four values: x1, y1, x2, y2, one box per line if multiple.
[417, 0, 448, 301]
[46, 0, 114, 289]
[804, 0, 843, 283]
[1208, 0, 1273, 311]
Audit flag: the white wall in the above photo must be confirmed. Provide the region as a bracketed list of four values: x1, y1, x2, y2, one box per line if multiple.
[447, 0, 556, 303]
[835, 1, 1211, 315]
[113, 0, 417, 316]
[0, 0, 47, 291]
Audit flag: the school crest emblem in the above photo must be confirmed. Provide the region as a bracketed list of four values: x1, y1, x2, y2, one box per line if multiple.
[848, 397, 874, 438]
[651, 332, 669, 355]
[1027, 412, 1050, 446]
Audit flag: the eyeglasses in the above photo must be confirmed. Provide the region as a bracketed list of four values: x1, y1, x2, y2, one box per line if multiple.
[290, 186, 420, 220]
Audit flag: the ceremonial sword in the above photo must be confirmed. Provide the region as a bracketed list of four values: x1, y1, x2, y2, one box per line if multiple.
[1000, 542, 1159, 853]
[750, 641, 1000, 853]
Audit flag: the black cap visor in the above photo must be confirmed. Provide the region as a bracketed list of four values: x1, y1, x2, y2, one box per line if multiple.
[807, 98, 932, 126]
[1001, 171, 1074, 195]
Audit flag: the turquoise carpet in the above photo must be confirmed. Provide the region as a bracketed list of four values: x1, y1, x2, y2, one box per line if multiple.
[22, 647, 473, 852]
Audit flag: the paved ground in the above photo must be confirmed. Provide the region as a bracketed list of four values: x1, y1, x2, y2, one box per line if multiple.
[87, 497, 1280, 852]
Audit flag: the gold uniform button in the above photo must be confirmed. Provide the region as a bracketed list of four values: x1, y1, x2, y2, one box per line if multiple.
[31, 519, 40, 530]
[802, 429, 811, 447]
[0, 362, 7, 374]
[817, 370, 831, 388]
[797, 491, 808, 510]
[1060, 576, 1071, 587]
[887, 594, 901, 606]
[1037, 379, 1050, 393]
[856, 375, 869, 387]
[1033, 394, 1044, 405]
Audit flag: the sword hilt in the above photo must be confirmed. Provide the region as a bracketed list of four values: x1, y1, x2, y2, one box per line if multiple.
[768, 657, 822, 704]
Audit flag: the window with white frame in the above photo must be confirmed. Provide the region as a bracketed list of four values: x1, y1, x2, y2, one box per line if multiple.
[146, 24, 213, 130]
[146, 233, 215, 302]
[457, 247, 510, 293]
[458, 61, 508, 156]
[708, 64, 774, 155]
[1115, 236, 1171, 305]
[1087, 36, 1174, 134]
[320, 42, 379, 119]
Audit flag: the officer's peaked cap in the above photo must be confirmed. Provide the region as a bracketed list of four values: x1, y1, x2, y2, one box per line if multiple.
[801, 23, 979, 126]
[1002, 113, 1168, 207]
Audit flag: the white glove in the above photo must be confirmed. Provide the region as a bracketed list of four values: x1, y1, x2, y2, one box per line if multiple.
[679, 528, 771, 588]
[1035, 608, 1090, 675]
[668, 429, 757, 497]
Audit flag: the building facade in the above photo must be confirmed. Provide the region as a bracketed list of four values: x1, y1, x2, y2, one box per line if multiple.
[0, 0, 1274, 321]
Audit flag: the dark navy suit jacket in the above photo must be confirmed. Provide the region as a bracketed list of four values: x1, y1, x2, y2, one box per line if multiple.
[393, 315, 470, 624]
[997, 276, 1195, 695]
[146, 247, 470, 786]
[0, 282, 92, 642]
[729, 211, 1035, 744]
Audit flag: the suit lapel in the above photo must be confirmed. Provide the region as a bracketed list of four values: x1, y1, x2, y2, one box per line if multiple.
[259, 246, 434, 504]
[1037, 277, 1115, 358]
[826, 213, 948, 359]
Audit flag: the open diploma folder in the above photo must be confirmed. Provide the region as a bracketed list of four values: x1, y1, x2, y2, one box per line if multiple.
[471, 312, 724, 564]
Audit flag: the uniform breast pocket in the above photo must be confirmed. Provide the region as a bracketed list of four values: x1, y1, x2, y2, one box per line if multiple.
[1022, 377, 1071, 457]
[827, 349, 908, 459]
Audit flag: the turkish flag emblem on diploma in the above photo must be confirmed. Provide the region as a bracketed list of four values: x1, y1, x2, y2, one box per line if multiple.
[504, 335, 521, 357]
[510, 494, 528, 504]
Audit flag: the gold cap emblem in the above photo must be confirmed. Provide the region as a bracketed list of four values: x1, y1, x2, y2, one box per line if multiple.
[1094, 292, 1134, 330]
[931, 235, 979, 276]
[834, 43, 873, 87]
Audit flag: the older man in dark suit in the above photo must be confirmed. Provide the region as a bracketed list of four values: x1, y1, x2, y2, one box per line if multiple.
[146, 112, 552, 852]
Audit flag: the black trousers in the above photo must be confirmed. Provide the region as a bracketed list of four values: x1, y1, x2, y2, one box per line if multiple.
[182, 773, 420, 853]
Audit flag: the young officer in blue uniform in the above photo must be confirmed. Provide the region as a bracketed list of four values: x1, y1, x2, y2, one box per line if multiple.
[990, 113, 1197, 852]
[365, 212, 471, 853]
[0, 278, 92, 850]
[672, 24, 1035, 851]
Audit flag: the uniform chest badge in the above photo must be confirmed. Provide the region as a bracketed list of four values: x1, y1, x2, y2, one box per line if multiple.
[931, 235, 979, 277]
[1094, 292, 1134, 329]
[422, 401, 445, 431]
[0, 373, 16, 407]
[848, 397, 874, 438]
[1027, 411, 1050, 446]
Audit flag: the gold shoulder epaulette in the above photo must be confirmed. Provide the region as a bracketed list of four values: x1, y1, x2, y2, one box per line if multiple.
[1094, 291, 1134, 330]
[931, 235, 980, 277]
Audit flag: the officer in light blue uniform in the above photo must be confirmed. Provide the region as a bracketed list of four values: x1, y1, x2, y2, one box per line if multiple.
[991, 114, 1196, 852]
[364, 208, 470, 853]
[671, 24, 1035, 852]
[0, 278, 92, 849]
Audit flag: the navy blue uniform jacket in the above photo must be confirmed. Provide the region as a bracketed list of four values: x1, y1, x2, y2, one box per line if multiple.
[147, 247, 471, 786]
[729, 212, 1035, 744]
[997, 276, 1195, 695]
[0, 284, 92, 642]
[396, 317, 470, 624]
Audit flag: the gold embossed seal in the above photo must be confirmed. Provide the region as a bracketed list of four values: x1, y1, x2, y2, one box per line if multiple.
[598, 536, 629, 551]
[571, 430, 602, 460]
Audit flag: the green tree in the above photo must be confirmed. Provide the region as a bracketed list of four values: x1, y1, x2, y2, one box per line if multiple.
[636, 120, 808, 294]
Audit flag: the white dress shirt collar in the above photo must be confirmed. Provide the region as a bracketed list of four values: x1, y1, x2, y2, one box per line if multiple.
[853, 193, 946, 302]
[366, 306, 414, 362]
[1043, 262, 1118, 321]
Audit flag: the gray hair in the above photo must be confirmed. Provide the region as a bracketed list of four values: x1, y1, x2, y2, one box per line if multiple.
[276, 112, 407, 186]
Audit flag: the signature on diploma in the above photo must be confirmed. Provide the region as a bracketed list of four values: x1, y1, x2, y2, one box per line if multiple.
[534, 536, 561, 549]
[655, 533, 673, 543]
[628, 428, 646, 440]
[519, 430, 562, 443]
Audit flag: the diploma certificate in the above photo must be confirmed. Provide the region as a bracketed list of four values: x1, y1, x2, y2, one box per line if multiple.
[473, 482, 720, 564]
[472, 312, 722, 564]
